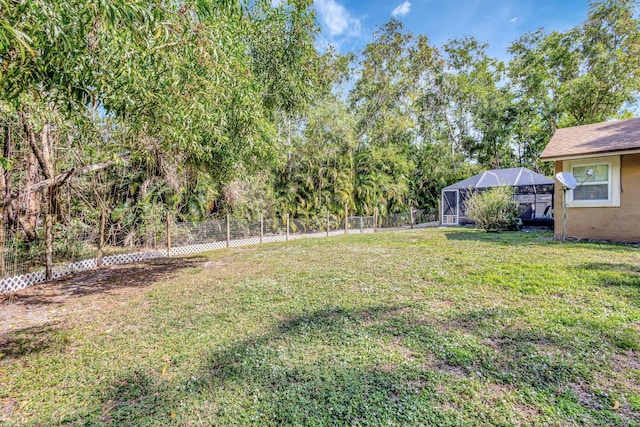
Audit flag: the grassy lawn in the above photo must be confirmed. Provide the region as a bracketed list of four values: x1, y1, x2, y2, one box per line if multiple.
[1, 228, 639, 426]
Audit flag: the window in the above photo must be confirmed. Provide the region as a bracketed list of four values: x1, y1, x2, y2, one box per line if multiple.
[564, 156, 620, 207]
[571, 164, 609, 201]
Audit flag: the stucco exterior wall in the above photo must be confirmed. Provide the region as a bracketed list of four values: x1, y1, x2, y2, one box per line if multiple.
[553, 153, 640, 242]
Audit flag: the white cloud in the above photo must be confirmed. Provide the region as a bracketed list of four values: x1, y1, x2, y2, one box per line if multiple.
[315, 0, 361, 37]
[391, 1, 411, 17]
[509, 17, 518, 22]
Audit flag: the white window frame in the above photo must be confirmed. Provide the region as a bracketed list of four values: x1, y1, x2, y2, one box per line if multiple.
[563, 155, 620, 207]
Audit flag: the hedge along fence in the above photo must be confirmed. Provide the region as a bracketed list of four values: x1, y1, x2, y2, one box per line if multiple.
[0, 209, 439, 295]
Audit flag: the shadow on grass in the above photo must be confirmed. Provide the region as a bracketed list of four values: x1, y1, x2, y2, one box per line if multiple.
[445, 231, 640, 254]
[95, 369, 173, 426]
[0, 255, 208, 308]
[576, 262, 640, 310]
[579, 262, 640, 278]
[444, 230, 554, 246]
[92, 306, 452, 425]
[442, 308, 594, 387]
[0, 323, 67, 360]
[87, 305, 626, 426]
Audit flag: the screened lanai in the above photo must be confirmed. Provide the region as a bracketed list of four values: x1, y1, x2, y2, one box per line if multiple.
[441, 167, 555, 226]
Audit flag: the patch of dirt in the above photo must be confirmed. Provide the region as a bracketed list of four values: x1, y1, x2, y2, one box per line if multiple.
[513, 404, 542, 425]
[361, 306, 412, 327]
[590, 351, 640, 421]
[202, 261, 227, 269]
[480, 381, 542, 425]
[0, 397, 18, 423]
[414, 315, 437, 327]
[610, 350, 640, 373]
[559, 351, 640, 424]
[376, 363, 398, 372]
[428, 299, 455, 311]
[388, 336, 416, 362]
[568, 382, 605, 411]
[0, 256, 206, 334]
[434, 362, 467, 379]
[380, 307, 411, 319]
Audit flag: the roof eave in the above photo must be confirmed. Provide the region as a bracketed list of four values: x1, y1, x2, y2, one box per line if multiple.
[541, 148, 640, 162]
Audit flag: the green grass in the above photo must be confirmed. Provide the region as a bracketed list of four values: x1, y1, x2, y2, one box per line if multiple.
[1, 228, 639, 426]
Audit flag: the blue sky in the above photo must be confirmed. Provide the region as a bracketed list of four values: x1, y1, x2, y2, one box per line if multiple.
[313, 0, 592, 60]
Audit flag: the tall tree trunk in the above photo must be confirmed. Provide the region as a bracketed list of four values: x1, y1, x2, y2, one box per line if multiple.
[0, 125, 8, 276]
[16, 110, 42, 240]
[20, 151, 40, 241]
[0, 216, 5, 278]
[23, 112, 58, 280]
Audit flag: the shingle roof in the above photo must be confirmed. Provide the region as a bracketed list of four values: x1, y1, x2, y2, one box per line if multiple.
[541, 117, 640, 160]
[442, 167, 553, 191]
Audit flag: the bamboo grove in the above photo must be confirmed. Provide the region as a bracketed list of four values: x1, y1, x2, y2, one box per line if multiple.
[1, 0, 639, 277]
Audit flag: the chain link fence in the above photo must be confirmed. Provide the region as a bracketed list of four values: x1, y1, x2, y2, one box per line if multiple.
[0, 208, 439, 294]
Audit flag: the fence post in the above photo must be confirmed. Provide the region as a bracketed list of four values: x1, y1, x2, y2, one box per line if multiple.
[0, 220, 5, 277]
[374, 208, 378, 233]
[410, 206, 414, 229]
[344, 203, 348, 235]
[44, 210, 53, 281]
[359, 216, 363, 233]
[165, 212, 172, 257]
[226, 213, 230, 248]
[326, 212, 330, 237]
[260, 213, 264, 244]
[286, 214, 290, 241]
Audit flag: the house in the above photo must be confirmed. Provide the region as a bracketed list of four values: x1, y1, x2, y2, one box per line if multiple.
[540, 117, 640, 243]
[441, 167, 554, 226]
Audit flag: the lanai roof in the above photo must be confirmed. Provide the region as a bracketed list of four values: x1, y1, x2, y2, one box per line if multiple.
[541, 117, 640, 160]
[442, 167, 554, 191]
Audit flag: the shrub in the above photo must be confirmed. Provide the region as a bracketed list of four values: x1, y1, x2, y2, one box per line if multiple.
[465, 186, 519, 232]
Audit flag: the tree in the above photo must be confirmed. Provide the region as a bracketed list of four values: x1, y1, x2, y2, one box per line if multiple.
[0, 0, 323, 276]
[275, 95, 356, 218]
[508, 0, 640, 171]
[412, 37, 512, 206]
[349, 19, 438, 213]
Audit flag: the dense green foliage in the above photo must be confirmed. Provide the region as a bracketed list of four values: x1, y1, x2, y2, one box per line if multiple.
[0, 0, 639, 264]
[465, 187, 520, 232]
[2, 229, 639, 425]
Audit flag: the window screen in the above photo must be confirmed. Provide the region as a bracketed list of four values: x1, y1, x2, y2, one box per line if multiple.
[572, 164, 609, 201]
